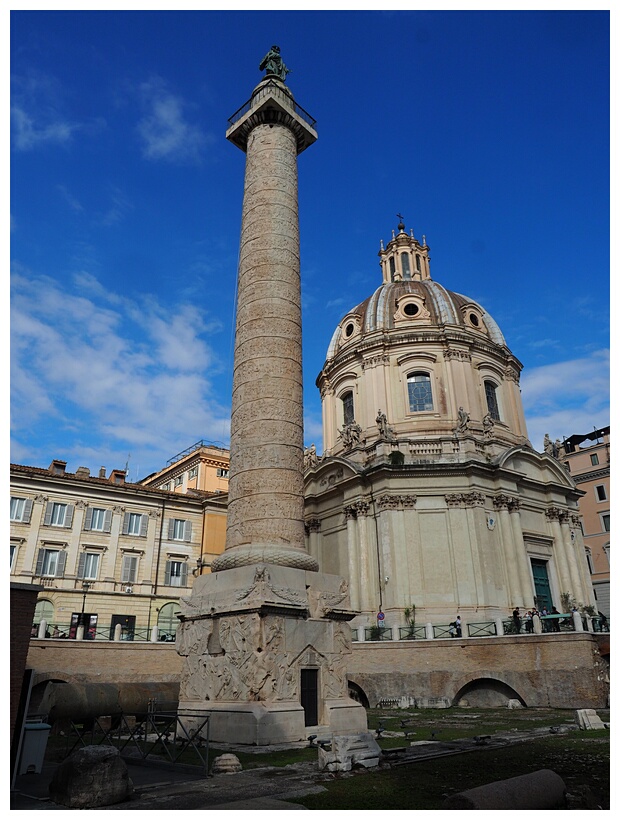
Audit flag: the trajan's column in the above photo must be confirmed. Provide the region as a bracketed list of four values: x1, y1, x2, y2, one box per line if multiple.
[176, 47, 367, 745]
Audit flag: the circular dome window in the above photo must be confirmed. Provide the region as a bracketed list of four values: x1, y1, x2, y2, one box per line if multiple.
[344, 322, 355, 337]
[403, 303, 420, 317]
[469, 313, 480, 327]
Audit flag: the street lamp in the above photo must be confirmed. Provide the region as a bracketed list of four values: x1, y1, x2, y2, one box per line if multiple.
[80, 581, 92, 626]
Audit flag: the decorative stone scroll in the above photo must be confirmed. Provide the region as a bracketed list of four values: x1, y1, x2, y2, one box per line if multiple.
[320, 467, 344, 487]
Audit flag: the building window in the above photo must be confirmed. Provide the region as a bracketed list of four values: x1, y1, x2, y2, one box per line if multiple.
[162, 483, 170, 491]
[34, 599, 54, 627]
[188, 466, 198, 479]
[157, 602, 180, 636]
[591, 453, 599, 466]
[389, 257, 396, 281]
[585, 550, 594, 575]
[174, 475, 184, 487]
[407, 372, 433, 412]
[10, 544, 17, 571]
[416, 253, 421, 272]
[123, 512, 147, 537]
[35, 548, 67, 578]
[165, 560, 188, 587]
[168, 518, 192, 542]
[10, 497, 33, 523]
[342, 391, 354, 426]
[217, 468, 229, 478]
[564, 462, 571, 472]
[78, 552, 100, 581]
[84, 507, 112, 532]
[601, 514, 610, 533]
[595, 485, 607, 501]
[42, 501, 74, 528]
[121, 554, 138, 584]
[401, 252, 411, 280]
[484, 381, 501, 421]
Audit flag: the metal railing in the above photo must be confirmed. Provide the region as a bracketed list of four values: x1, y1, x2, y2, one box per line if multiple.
[467, 621, 498, 638]
[227, 79, 317, 130]
[398, 625, 427, 640]
[364, 626, 393, 641]
[32, 622, 177, 642]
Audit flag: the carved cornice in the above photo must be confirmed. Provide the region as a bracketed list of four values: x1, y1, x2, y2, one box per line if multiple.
[344, 505, 357, 521]
[149, 509, 162, 518]
[545, 506, 563, 521]
[504, 367, 520, 383]
[354, 500, 370, 517]
[569, 513, 581, 528]
[34, 494, 47, 504]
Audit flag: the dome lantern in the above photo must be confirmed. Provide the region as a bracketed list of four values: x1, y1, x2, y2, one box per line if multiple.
[379, 217, 431, 283]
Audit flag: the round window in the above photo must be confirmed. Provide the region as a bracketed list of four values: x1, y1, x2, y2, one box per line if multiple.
[403, 303, 419, 317]
[469, 313, 480, 327]
[344, 322, 355, 337]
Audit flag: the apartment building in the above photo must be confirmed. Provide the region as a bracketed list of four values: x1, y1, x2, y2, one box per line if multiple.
[10, 459, 227, 639]
[562, 426, 610, 617]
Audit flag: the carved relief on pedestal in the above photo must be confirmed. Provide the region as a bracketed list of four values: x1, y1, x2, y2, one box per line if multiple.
[307, 579, 350, 619]
[235, 564, 306, 607]
[323, 659, 348, 699]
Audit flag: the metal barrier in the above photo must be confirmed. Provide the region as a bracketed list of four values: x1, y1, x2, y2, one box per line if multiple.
[467, 621, 498, 638]
[64, 709, 210, 775]
[364, 626, 393, 641]
[434, 623, 460, 639]
[398, 625, 427, 641]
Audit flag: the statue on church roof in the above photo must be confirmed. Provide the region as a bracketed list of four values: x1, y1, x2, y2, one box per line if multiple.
[454, 406, 470, 435]
[259, 45, 291, 82]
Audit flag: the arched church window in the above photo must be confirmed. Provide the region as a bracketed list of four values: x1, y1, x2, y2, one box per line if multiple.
[389, 257, 396, 281]
[342, 391, 354, 425]
[416, 254, 421, 272]
[407, 372, 433, 412]
[34, 599, 54, 627]
[484, 380, 501, 421]
[401, 253, 411, 280]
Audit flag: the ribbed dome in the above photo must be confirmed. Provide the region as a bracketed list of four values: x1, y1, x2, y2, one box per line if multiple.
[327, 280, 505, 360]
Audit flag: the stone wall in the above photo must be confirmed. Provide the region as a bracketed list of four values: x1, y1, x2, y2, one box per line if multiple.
[25, 632, 608, 717]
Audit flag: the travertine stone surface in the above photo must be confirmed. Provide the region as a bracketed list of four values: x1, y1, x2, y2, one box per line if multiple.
[212, 118, 317, 573]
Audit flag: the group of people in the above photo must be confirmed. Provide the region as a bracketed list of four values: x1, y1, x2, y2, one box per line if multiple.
[513, 605, 565, 634]
[449, 615, 462, 637]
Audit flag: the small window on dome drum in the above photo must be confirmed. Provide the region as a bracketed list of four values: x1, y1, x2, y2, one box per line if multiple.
[485, 381, 501, 421]
[342, 391, 354, 426]
[416, 254, 421, 272]
[407, 373, 433, 412]
[344, 322, 355, 337]
[389, 257, 396, 281]
[469, 313, 480, 327]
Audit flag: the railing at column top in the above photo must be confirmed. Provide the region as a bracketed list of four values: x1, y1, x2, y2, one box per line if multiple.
[228, 80, 317, 130]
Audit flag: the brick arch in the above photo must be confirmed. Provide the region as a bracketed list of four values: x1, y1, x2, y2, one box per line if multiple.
[452, 676, 526, 708]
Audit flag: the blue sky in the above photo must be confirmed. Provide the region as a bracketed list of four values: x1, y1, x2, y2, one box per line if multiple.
[10, 8, 610, 481]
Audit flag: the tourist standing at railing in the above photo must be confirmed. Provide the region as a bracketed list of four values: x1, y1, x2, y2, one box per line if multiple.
[512, 607, 521, 633]
[550, 607, 561, 632]
[599, 613, 608, 632]
[524, 611, 533, 633]
[455, 615, 462, 637]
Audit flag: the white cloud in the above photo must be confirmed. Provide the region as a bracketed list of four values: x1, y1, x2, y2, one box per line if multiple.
[10, 267, 230, 477]
[11, 72, 80, 151]
[520, 349, 610, 449]
[136, 77, 211, 163]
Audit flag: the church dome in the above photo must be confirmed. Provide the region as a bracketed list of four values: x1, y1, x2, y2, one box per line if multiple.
[316, 219, 529, 460]
[327, 279, 505, 360]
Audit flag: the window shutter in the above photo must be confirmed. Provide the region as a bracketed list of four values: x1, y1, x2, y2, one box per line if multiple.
[122, 512, 130, 535]
[77, 553, 86, 579]
[23, 499, 33, 524]
[35, 549, 44, 575]
[43, 503, 53, 526]
[168, 519, 175, 540]
[139, 515, 148, 537]
[184, 521, 192, 542]
[103, 509, 112, 532]
[84, 507, 93, 530]
[64, 505, 74, 528]
[164, 560, 172, 585]
[180, 562, 188, 586]
[56, 551, 67, 578]
[122, 555, 136, 583]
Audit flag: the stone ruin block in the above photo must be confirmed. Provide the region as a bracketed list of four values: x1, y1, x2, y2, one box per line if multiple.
[318, 733, 382, 772]
[49, 745, 133, 808]
[575, 709, 606, 730]
[211, 753, 243, 774]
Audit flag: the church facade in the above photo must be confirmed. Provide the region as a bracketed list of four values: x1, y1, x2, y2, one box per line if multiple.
[304, 220, 596, 641]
